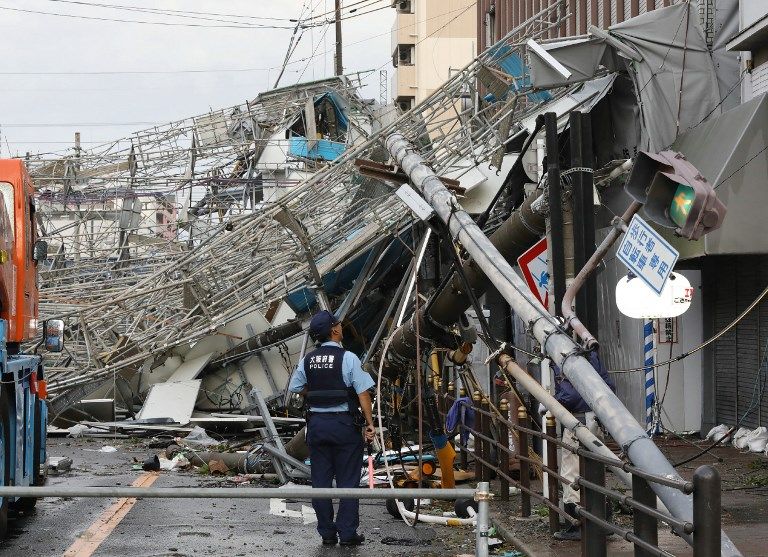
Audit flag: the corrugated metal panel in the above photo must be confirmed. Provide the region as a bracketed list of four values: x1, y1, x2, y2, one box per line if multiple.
[713, 259, 738, 425]
[752, 62, 768, 98]
[624, 0, 633, 20]
[597, 0, 604, 27]
[713, 255, 768, 428]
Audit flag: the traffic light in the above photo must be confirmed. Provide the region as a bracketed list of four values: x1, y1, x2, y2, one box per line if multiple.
[624, 150, 727, 240]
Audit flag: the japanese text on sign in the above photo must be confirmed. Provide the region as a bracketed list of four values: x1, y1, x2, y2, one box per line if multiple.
[617, 214, 679, 295]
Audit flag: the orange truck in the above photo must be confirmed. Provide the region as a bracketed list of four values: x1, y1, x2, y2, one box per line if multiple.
[0, 159, 64, 537]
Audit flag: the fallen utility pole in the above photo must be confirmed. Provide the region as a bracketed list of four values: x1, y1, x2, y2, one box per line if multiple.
[384, 133, 740, 556]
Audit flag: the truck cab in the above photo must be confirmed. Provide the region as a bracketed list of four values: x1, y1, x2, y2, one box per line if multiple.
[0, 159, 59, 537]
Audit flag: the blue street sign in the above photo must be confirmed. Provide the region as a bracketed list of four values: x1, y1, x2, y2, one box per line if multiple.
[617, 214, 679, 296]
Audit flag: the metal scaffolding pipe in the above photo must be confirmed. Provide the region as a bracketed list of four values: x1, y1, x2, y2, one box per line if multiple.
[0, 485, 476, 500]
[497, 355, 630, 487]
[384, 133, 740, 557]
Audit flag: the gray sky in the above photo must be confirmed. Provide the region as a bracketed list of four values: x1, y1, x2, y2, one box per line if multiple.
[0, 0, 393, 157]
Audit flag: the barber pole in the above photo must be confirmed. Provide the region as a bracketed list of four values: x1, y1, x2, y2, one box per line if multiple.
[644, 319, 658, 436]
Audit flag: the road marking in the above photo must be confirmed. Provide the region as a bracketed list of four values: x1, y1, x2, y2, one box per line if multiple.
[62, 472, 160, 557]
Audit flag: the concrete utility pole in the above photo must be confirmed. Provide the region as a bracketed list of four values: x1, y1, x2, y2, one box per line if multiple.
[334, 0, 343, 76]
[384, 132, 741, 557]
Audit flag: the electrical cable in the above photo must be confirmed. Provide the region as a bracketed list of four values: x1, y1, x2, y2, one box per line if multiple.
[714, 144, 768, 191]
[43, 0, 299, 22]
[608, 285, 768, 373]
[672, 336, 768, 467]
[413, 247, 423, 527]
[1, 5, 466, 78]
[304, 0, 388, 22]
[0, 4, 296, 29]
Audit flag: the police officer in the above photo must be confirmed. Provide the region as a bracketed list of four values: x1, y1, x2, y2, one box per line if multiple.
[289, 310, 375, 547]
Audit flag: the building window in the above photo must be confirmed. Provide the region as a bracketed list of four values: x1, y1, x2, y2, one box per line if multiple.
[393, 44, 414, 67]
[395, 96, 415, 113]
[394, 0, 413, 14]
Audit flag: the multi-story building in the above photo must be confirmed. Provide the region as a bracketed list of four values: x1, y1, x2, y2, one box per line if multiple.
[391, 0, 477, 112]
[727, 0, 768, 100]
[477, 0, 700, 53]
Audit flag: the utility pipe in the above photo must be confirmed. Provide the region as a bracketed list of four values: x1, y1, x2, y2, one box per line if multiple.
[545, 112, 567, 314]
[497, 355, 630, 486]
[561, 201, 641, 348]
[384, 133, 740, 556]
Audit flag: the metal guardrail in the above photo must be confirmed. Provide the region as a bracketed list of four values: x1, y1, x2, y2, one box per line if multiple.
[0, 484, 491, 557]
[436, 381, 722, 557]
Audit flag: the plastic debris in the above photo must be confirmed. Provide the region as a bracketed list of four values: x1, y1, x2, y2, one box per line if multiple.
[705, 424, 730, 441]
[159, 454, 191, 471]
[99, 445, 118, 453]
[67, 424, 89, 438]
[744, 427, 768, 453]
[182, 426, 219, 447]
[732, 427, 752, 449]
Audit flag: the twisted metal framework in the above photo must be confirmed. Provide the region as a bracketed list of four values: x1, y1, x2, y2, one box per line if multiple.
[32, 2, 574, 408]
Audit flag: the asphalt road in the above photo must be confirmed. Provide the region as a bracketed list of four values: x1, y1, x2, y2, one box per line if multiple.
[0, 437, 478, 557]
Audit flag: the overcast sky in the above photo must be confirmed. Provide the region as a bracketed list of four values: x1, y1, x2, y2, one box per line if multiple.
[0, 0, 394, 157]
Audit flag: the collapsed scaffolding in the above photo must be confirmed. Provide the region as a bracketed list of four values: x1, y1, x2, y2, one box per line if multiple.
[23, 2, 741, 553]
[32, 3, 572, 413]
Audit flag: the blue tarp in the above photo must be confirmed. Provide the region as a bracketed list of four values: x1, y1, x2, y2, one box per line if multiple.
[484, 44, 551, 104]
[288, 137, 346, 161]
[315, 92, 349, 131]
[288, 91, 350, 161]
[284, 249, 370, 314]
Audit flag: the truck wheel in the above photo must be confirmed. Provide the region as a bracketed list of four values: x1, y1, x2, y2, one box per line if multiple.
[17, 396, 42, 513]
[0, 388, 11, 538]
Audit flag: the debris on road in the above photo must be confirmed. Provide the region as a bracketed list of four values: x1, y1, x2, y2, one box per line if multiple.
[47, 456, 73, 474]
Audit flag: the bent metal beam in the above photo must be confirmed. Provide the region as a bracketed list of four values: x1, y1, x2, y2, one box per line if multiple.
[384, 133, 740, 557]
[378, 177, 546, 379]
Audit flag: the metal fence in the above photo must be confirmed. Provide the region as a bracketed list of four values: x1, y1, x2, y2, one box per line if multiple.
[0, 484, 491, 556]
[437, 381, 722, 557]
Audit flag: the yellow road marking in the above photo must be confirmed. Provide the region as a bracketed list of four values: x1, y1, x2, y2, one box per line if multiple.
[62, 472, 160, 557]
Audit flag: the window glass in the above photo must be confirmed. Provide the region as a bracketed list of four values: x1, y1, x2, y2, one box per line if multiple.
[0, 182, 14, 239]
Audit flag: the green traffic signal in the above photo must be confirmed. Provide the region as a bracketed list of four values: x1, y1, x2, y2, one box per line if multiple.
[669, 183, 695, 228]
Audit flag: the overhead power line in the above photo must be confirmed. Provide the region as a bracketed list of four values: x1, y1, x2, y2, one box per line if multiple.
[43, 0, 297, 22]
[1, 122, 161, 128]
[0, 1, 466, 78]
[0, 4, 296, 29]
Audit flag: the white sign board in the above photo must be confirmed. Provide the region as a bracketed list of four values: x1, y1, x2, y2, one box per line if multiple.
[395, 183, 434, 221]
[617, 214, 679, 295]
[615, 272, 693, 319]
[517, 237, 549, 308]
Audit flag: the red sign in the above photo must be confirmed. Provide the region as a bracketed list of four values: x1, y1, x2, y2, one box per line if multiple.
[517, 238, 549, 308]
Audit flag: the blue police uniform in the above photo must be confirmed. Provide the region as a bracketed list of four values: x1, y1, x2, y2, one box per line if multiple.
[289, 340, 374, 543]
